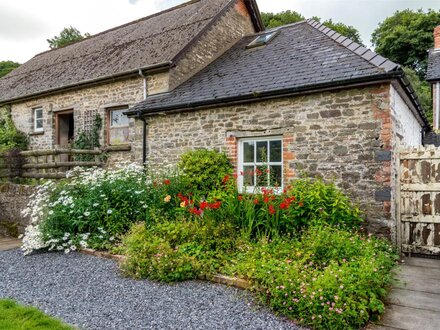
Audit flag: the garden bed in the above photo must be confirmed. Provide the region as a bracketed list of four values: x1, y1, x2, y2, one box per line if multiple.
[19, 151, 399, 329]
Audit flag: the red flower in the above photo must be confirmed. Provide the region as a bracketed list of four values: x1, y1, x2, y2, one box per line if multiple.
[253, 198, 259, 205]
[280, 201, 290, 210]
[222, 175, 230, 184]
[233, 173, 238, 179]
[298, 201, 304, 207]
[269, 205, 276, 215]
[263, 196, 270, 204]
[163, 179, 171, 185]
[209, 201, 222, 209]
[200, 201, 209, 210]
[189, 207, 202, 216]
[238, 195, 243, 201]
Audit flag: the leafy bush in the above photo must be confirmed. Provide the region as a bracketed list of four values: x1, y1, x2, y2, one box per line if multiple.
[0, 113, 28, 153]
[178, 149, 233, 196]
[189, 176, 362, 240]
[21, 164, 189, 254]
[121, 219, 241, 282]
[223, 226, 398, 330]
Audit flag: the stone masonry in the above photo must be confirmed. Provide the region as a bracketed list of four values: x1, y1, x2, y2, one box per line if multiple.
[170, 0, 255, 90]
[144, 84, 406, 237]
[0, 183, 35, 237]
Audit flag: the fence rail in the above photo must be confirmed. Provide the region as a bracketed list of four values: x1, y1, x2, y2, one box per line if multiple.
[0, 148, 103, 180]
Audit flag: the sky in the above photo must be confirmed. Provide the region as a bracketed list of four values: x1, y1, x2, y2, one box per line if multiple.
[1, 0, 440, 63]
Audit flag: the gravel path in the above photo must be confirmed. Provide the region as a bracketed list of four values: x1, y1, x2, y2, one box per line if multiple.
[0, 249, 301, 330]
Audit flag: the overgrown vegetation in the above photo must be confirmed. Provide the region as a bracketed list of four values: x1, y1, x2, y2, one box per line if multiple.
[47, 26, 90, 49]
[0, 110, 28, 153]
[21, 149, 397, 329]
[178, 149, 233, 196]
[261, 11, 363, 45]
[0, 61, 20, 78]
[0, 299, 72, 330]
[73, 113, 102, 161]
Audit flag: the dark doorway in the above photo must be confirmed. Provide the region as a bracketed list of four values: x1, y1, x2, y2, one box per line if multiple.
[56, 110, 74, 146]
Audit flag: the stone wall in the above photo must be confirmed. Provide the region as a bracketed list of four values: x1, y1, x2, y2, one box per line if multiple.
[0, 183, 35, 237]
[144, 84, 403, 236]
[9, 77, 148, 164]
[170, 0, 256, 90]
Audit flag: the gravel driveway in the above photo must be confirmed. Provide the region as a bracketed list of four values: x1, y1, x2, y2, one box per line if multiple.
[0, 249, 301, 330]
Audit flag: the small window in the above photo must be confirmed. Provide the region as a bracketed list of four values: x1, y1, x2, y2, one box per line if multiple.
[34, 107, 43, 132]
[107, 107, 130, 145]
[238, 137, 283, 193]
[246, 31, 279, 49]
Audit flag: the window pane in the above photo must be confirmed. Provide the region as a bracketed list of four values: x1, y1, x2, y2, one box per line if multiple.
[270, 140, 282, 162]
[270, 165, 282, 187]
[243, 141, 254, 163]
[35, 119, 43, 129]
[256, 165, 268, 186]
[243, 165, 255, 186]
[110, 109, 129, 127]
[256, 141, 268, 163]
[35, 109, 43, 120]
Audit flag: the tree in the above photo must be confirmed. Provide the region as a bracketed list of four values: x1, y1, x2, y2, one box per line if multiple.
[47, 26, 90, 49]
[0, 61, 20, 78]
[261, 10, 304, 29]
[322, 19, 363, 45]
[403, 66, 433, 122]
[372, 9, 440, 79]
[261, 11, 363, 45]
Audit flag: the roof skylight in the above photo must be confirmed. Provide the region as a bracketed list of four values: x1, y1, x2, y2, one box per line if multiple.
[246, 31, 279, 49]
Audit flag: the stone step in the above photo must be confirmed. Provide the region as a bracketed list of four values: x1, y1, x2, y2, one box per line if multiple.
[387, 288, 440, 312]
[378, 304, 440, 330]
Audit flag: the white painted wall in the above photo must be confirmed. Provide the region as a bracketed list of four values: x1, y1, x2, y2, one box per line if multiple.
[390, 85, 423, 147]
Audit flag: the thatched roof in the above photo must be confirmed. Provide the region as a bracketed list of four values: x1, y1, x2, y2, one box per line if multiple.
[0, 0, 238, 104]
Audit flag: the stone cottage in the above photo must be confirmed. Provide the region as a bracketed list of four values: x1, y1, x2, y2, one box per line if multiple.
[0, 0, 430, 238]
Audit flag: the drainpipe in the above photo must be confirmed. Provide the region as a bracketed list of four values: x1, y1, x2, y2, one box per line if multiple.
[138, 70, 148, 165]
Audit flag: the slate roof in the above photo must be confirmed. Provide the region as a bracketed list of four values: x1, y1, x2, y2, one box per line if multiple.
[427, 49, 440, 81]
[129, 19, 427, 126]
[0, 0, 235, 104]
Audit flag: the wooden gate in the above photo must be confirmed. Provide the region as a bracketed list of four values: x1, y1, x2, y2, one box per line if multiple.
[398, 146, 440, 255]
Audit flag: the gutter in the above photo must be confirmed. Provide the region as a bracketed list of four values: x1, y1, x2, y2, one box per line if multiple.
[127, 71, 426, 124]
[0, 61, 172, 106]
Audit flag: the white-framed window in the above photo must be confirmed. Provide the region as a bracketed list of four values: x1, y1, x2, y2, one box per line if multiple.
[33, 107, 43, 132]
[238, 136, 283, 193]
[107, 106, 130, 145]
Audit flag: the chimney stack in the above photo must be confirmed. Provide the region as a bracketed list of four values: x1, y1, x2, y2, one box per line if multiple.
[435, 26, 440, 49]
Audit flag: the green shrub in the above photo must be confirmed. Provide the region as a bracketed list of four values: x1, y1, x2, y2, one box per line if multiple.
[121, 219, 241, 282]
[193, 177, 362, 240]
[22, 164, 190, 254]
[224, 226, 398, 330]
[0, 113, 28, 153]
[178, 149, 233, 196]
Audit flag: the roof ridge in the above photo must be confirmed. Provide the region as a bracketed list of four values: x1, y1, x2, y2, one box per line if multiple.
[305, 19, 399, 73]
[33, 0, 205, 58]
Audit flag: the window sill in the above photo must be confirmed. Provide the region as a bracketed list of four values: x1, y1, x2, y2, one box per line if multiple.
[29, 131, 44, 136]
[103, 145, 131, 152]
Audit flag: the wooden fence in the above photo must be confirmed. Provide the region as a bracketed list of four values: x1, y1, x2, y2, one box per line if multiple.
[398, 145, 440, 255]
[0, 148, 103, 180]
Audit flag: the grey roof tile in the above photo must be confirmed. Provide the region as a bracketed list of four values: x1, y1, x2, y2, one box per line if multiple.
[129, 21, 396, 114]
[427, 50, 440, 81]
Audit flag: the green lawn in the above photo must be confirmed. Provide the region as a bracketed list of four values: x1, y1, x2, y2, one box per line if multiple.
[0, 300, 73, 330]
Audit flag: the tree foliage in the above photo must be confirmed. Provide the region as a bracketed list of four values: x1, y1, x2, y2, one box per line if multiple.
[0, 61, 20, 78]
[47, 26, 90, 49]
[261, 11, 363, 45]
[372, 9, 440, 78]
[403, 66, 433, 122]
